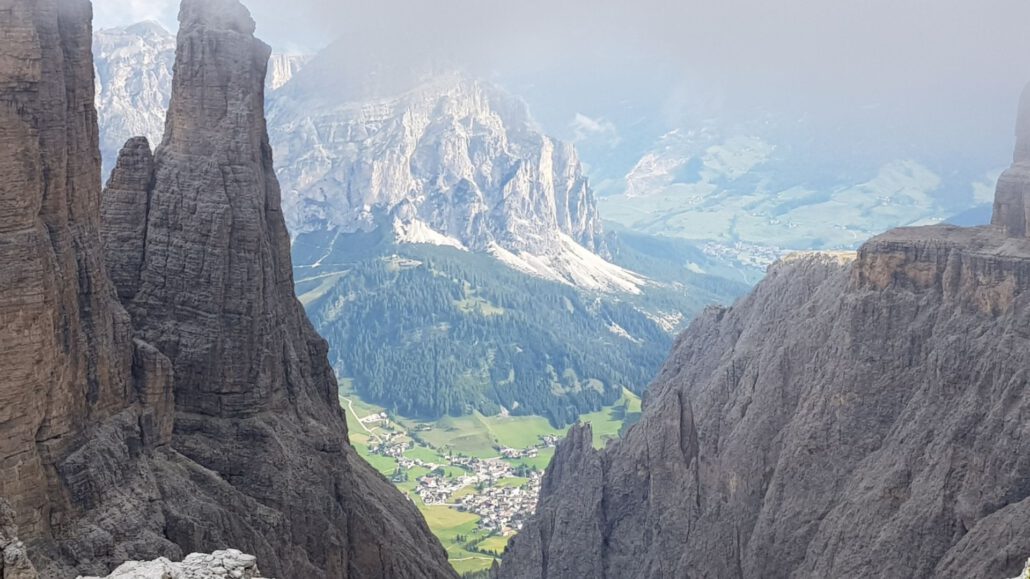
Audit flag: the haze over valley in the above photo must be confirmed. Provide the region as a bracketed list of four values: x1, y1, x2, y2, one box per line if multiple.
[0, 0, 1027, 577]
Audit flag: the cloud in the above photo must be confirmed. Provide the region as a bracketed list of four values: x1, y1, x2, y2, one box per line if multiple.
[92, 0, 1030, 160]
[93, 0, 178, 29]
[571, 113, 620, 147]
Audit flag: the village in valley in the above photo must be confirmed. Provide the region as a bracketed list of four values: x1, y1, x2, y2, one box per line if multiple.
[340, 383, 641, 574]
[365, 412, 558, 535]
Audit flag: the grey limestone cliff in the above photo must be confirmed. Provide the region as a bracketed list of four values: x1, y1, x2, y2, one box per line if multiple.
[499, 87, 1030, 579]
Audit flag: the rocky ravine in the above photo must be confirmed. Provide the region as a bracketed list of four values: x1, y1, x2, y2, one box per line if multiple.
[498, 87, 1030, 578]
[0, 0, 454, 578]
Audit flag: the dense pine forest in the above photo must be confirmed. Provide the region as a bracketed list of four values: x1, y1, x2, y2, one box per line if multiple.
[294, 227, 748, 426]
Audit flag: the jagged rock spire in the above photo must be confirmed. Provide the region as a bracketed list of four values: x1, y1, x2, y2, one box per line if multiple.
[991, 83, 1030, 236]
[100, 0, 456, 576]
[101, 137, 153, 301]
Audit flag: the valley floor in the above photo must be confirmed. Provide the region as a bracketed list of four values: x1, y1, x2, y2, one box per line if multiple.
[338, 381, 641, 574]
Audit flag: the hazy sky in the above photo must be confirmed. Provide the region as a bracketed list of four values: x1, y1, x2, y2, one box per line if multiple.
[94, 0, 1030, 169]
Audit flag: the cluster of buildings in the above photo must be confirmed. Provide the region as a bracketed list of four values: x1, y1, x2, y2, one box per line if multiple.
[371, 432, 410, 458]
[456, 474, 543, 534]
[702, 241, 787, 269]
[499, 447, 538, 459]
[359, 412, 389, 425]
[414, 456, 513, 505]
[362, 420, 557, 534]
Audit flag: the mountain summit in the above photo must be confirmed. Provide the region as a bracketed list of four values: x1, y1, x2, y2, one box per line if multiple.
[268, 71, 648, 293]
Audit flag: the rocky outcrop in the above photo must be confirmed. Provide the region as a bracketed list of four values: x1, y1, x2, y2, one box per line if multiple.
[101, 137, 154, 301]
[0, 501, 37, 579]
[499, 93, 1030, 578]
[81, 550, 266, 579]
[266, 54, 309, 91]
[270, 71, 604, 252]
[99, 1, 455, 578]
[993, 83, 1030, 237]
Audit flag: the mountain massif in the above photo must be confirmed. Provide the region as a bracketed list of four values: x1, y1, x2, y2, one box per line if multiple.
[269, 71, 610, 278]
[0, 0, 454, 577]
[273, 73, 747, 425]
[497, 87, 1030, 578]
[90, 22, 748, 428]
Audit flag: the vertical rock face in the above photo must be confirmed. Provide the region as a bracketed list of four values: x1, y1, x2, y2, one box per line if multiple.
[269, 71, 606, 258]
[993, 83, 1030, 237]
[0, 0, 177, 575]
[266, 54, 309, 91]
[0, 0, 115, 534]
[100, 1, 456, 578]
[499, 92, 1030, 578]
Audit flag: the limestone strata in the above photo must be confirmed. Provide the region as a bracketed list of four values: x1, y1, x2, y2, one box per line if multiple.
[500, 93, 1030, 579]
[1, 0, 452, 577]
[269, 71, 605, 256]
[101, 137, 154, 301]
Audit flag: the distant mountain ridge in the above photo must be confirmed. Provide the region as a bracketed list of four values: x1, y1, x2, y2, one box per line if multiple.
[595, 113, 1005, 263]
[91, 23, 748, 428]
[93, 22, 309, 177]
[266, 70, 644, 292]
[93, 21, 175, 179]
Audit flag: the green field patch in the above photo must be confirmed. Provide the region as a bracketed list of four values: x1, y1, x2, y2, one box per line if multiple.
[419, 505, 479, 533]
[395, 466, 431, 493]
[405, 445, 448, 465]
[475, 535, 511, 556]
[410, 414, 499, 458]
[296, 271, 349, 306]
[449, 486, 477, 501]
[579, 388, 643, 449]
[438, 465, 468, 478]
[486, 415, 563, 449]
[494, 477, 529, 489]
[455, 296, 505, 317]
[451, 556, 495, 575]
[417, 505, 497, 573]
[361, 453, 398, 477]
